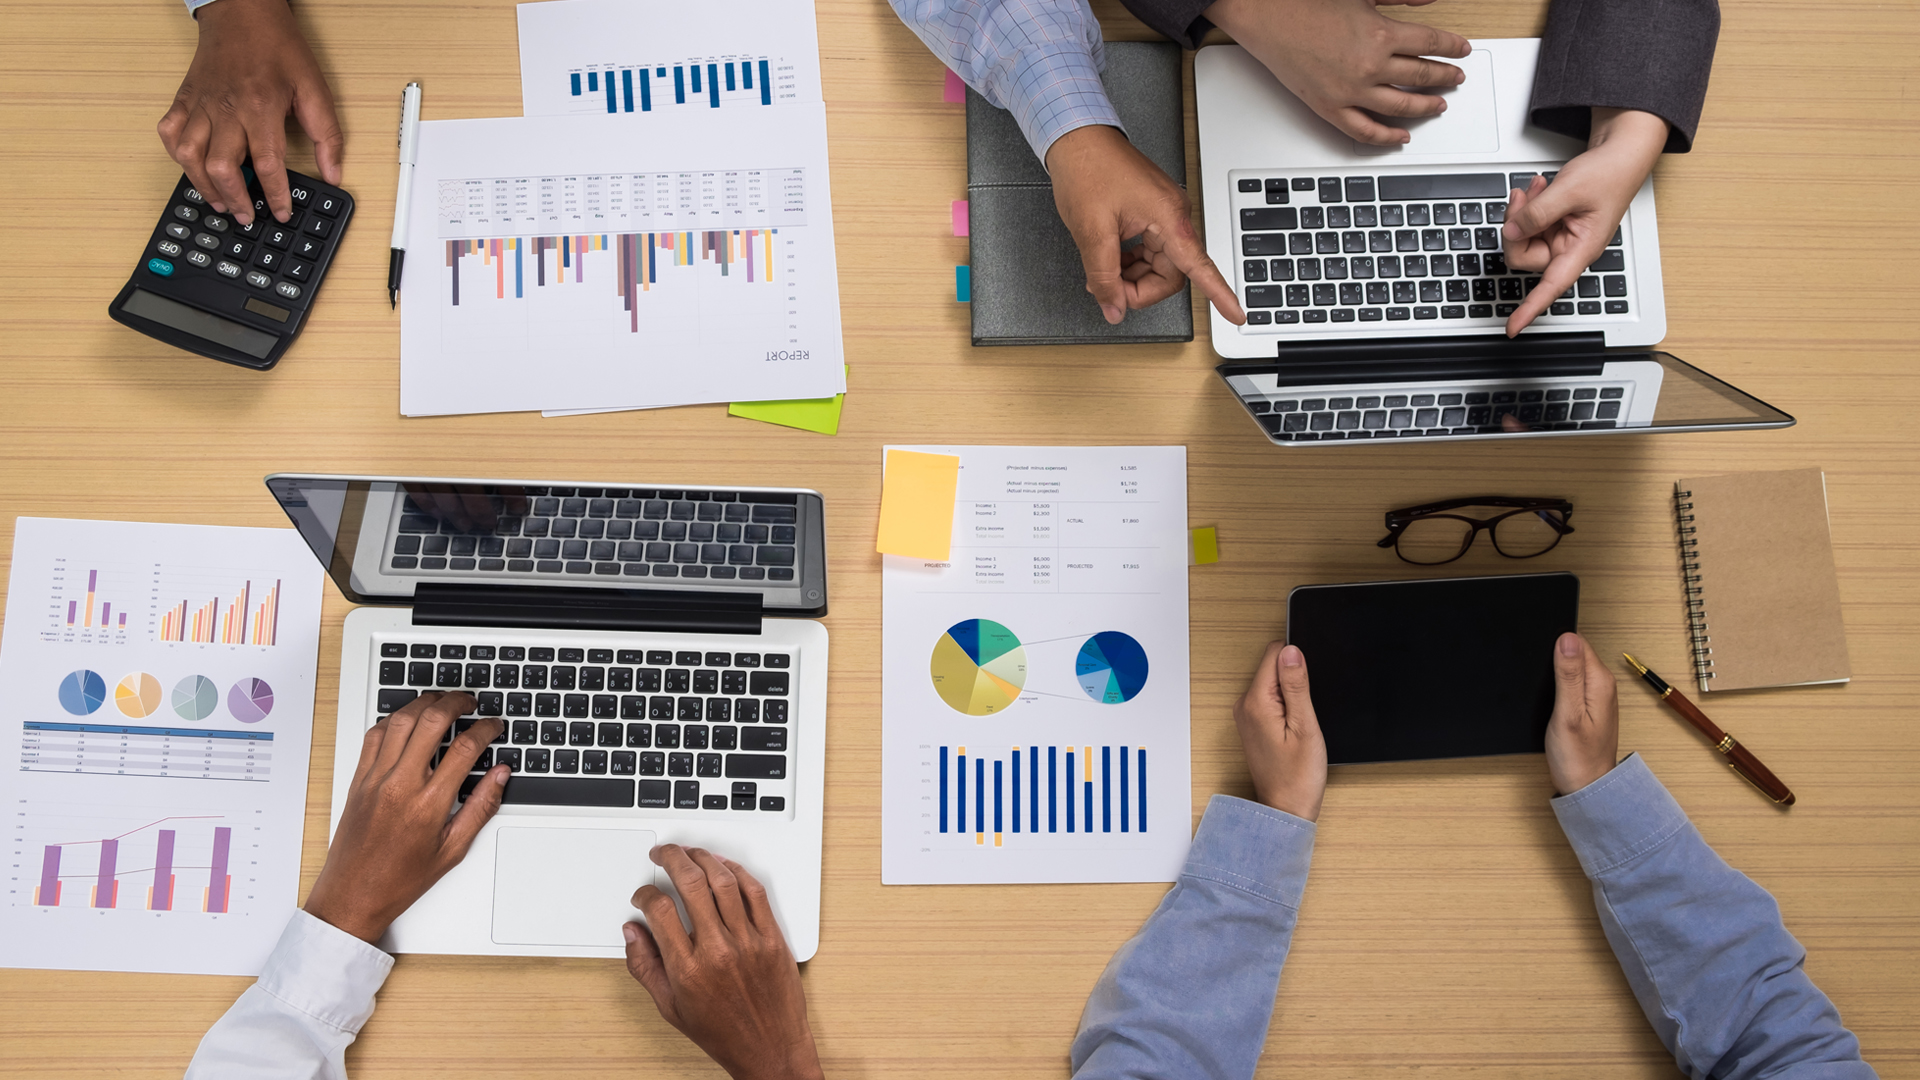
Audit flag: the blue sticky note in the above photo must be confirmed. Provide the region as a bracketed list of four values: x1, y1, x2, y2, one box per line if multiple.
[956, 265, 970, 302]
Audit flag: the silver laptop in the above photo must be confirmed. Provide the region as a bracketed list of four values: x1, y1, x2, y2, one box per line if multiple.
[1196, 38, 1792, 444]
[266, 474, 827, 960]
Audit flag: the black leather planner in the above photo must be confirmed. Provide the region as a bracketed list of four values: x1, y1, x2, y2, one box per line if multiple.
[965, 40, 1192, 346]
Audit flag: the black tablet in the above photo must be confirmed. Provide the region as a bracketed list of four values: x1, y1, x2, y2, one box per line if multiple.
[1286, 572, 1579, 765]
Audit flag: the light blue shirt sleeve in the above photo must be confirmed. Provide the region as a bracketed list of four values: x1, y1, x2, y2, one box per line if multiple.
[185, 0, 221, 13]
[1071, 794, 1316, 1080]
[1552, 753, 1876, 1080]
[887, 0, 1124, 163]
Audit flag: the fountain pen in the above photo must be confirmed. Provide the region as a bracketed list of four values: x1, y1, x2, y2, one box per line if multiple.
[1622, 654, 1795, 805]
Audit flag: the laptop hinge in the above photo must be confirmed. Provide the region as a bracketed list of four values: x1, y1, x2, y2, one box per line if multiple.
[1275, 331, 1606, 364]
[410, 584, 764, 635]
[1245, 332, 1613, 385]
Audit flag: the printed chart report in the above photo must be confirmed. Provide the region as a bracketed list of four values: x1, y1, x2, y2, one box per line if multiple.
[399, 106, 846, 416]
[0, 518, 323, 975]
[517, 0, 823, 117]
[881, 447, 1192, 885]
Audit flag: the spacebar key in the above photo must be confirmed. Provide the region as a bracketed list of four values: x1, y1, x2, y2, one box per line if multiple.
[462, 775, 634, 806]
[1377, 173, 1510, 200]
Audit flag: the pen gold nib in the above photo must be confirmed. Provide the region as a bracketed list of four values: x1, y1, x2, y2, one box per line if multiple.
[1621, 653, 1649, 676]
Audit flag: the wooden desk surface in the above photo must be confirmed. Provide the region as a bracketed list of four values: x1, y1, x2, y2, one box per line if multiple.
[1, 0, 1915, 1076]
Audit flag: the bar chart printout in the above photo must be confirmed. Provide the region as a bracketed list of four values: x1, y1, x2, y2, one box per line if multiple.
[517, 0, 824, 118]
[880, 447, 1192, 885]
[0, 518, 323, 975]
[399, 107, 846, 415]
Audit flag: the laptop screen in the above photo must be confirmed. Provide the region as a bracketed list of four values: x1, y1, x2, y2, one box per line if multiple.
[263, 475, 824, 611]
[1220, 348, 1792, 444]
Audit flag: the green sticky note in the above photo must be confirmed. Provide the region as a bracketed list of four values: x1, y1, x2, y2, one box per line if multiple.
[729, 369, 847, 435]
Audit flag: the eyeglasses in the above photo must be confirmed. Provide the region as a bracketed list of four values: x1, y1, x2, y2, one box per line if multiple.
[1377, 496, 1575, 565]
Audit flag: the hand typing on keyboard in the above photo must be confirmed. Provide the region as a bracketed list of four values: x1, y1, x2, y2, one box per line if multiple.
[625, 845, 825, 1080]
[303, 692, 507, 943]
[1499, 108, 1669, 336]
[158, 0, 343, 226]
[1046, 126, 1247, 327]
[1203, 0, 1471, 146]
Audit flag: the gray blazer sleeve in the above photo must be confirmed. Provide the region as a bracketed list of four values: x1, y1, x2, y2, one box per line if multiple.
[1115, 0, 1719, 152]
[1531, 0, 1718, 152]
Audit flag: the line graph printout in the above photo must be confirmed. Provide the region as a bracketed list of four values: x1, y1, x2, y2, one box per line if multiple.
[517, 0, 823, 118]
[880, 447, 1192, 885]
[0, 519, 322, 974]
[400, 106, 845, 416]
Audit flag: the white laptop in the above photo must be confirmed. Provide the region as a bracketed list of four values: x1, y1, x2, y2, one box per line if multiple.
[1195, 39, 1792, 445]
[267, 474, 828, 960]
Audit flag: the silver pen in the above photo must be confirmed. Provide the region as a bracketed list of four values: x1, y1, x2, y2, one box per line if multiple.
[388, 82, 422, 309]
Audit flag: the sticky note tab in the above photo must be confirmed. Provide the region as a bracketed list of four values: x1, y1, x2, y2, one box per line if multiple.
[956, 265, 970, 302]
[730, 366, 847, 435]
[877, 450, 960, 561]
[1190, 527, 1219, 565]
[952, 199, 969, 237]
[943, 69, 966, 103]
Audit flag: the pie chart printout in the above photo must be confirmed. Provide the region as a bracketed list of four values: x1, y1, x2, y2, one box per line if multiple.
[172, 675, 220, 721]
[58, 669, 107, 715]
[930, 619, 1027, 716]
[228, 678, 275, 723]
[115, 672, 163, 718]
[1076, 632, 1149, 704]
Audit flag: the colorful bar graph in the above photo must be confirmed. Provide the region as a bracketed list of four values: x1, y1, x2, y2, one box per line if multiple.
[159, 579, 279, 644]
[939, 746, 949, 833]
[206, 827, 232, 913]
[447, 229, 776, 323]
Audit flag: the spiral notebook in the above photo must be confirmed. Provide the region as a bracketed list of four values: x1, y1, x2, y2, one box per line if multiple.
[1674, 468, 1850, 692]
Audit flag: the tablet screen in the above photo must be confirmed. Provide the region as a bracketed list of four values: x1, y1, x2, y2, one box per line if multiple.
[1286, 572, 1579, 765]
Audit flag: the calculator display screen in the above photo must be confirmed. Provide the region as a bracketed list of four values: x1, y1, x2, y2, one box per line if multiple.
[122, 288, 277, 359]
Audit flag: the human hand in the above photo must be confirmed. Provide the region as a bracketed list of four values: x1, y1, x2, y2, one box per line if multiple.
[1232, 642, 1328, 821]
[1500, 108, 1668, 335]
[157, 0, 343, 226]
[1544, 632, 1619, 796]
[624, 845, 824, 1080]
[1204, 0, 1471, 145]
[304, 693, 506, 943]
[1045, 125, 1246, 326]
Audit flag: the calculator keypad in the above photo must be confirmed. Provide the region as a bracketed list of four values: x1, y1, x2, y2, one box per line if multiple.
[117, 172, 352, 369]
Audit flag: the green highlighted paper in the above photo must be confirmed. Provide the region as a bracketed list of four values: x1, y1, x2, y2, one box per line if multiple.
[729, 366, 846, 435]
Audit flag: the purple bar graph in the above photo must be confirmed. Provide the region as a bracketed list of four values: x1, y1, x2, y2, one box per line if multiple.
[100, 602, 110, 626]
[207, 827, 232, 913]
[37, 846, 60, 905]
[153, 830, 176, 911]
[94, 838, 118, 908]
[65, 600, 75, 624]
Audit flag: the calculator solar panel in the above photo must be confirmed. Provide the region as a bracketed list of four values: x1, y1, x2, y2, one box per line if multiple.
[109, 170, 352, 370]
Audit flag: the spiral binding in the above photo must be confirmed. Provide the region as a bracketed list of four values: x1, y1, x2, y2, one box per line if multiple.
[1675, 488, 1713, 684]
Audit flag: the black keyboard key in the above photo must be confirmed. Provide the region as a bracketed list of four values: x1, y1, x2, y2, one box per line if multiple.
[741, 727, 787, 751]
[640, 752, 666, 776]
[1588, 249, 1626, 273]
[698, 753, 724, 777]
[540, 720, 566, 744]
[583, 750, 609, 775]
[379, 661, 405, 685]
[1317, 177, 1342, 203]
[1604, 275, 1627, 297]
[763, 700, 788, 724]
[506, 692, 532, 717]
[674, 780, 701, 808]
[726, 754, 788, 779]
[712, 726, 738, 749]
[477, 692, 504, 717]
[669, 753, 694, 777]
[732, 782, 758, 810]
[552, 749, 580, 774]
[638, 779, 671, 807]
[512, 719, 537, 744]
[471, 775, 632, 807]
[761, 797, 786, 812]
[626, 721, 653, 747]
[1344, 177, 1375, 202]
[1240, 207, 1297, 231]
[567, 720, 594, 746]
[377, 688, 417, 713]
[523, 748, 551, 773]
[611, 751, 637, 776]
[1239, 178, 1262, 192]
[495, 747, 522, 772]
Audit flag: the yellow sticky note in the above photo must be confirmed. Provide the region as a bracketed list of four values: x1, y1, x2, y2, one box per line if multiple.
[730, 367, 847, 435]
[1190, 527, 1219, 565]
[877, 449, 960, 560]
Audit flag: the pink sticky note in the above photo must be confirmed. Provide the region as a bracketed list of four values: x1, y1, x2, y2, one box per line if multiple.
[943, 69, 966, 104]
[951, 199, 969, 237]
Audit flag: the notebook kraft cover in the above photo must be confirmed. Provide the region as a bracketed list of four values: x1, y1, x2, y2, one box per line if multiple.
[965, 40, 1193, 346]
[1678, 467, 1850, 692]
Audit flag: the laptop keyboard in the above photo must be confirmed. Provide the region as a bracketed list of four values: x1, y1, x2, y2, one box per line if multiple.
[375, 640, 793, 813]
[389, 487, 800, 582]
[1250, 385, 1628, 441]
[1233, 173, 1629, 328]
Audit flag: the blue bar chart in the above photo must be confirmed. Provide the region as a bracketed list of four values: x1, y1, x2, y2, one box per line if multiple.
[937, 745, 1147, 845]
[566, 58, 779, 114]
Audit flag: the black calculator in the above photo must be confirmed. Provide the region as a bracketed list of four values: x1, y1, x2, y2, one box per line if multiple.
[109, 169, 353, 370]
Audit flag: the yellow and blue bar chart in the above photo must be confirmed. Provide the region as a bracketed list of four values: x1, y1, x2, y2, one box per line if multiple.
[937, 745, 1148, 846]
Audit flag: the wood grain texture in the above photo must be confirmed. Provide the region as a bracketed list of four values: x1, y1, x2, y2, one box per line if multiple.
[0, 0, 1915, 1076]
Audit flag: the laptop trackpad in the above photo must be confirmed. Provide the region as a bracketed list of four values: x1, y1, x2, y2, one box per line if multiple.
[1354, 49, 1499, 156]
[492, 827, 657, 947]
